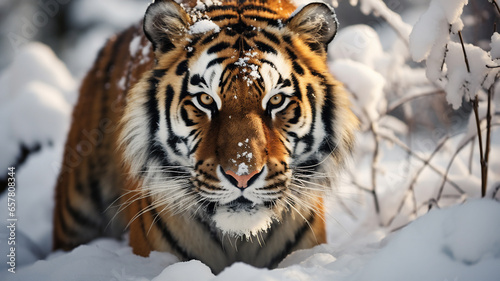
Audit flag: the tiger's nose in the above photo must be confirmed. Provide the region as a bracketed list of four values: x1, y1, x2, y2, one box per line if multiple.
[221, 168, 263, 189]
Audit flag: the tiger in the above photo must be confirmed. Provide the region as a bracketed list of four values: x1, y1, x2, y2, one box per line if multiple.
[52, 0, 358, 274]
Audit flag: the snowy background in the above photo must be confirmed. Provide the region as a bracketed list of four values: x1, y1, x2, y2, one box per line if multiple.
[1, 0, 499, 280]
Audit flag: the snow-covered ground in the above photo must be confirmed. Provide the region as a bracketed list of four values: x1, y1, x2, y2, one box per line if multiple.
[1, 0, 499, 280]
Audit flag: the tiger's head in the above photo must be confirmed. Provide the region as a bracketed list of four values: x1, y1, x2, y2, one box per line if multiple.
[120, 0, 357, 238]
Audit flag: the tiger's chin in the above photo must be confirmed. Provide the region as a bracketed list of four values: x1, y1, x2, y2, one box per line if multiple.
[212, 200, 279, 238]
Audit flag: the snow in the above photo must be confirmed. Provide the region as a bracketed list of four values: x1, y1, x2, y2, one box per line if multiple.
[444, 42, 491, 109]
[4, 199, 499, 280]
[0, 42, 75, 171]
[129, 35, 142, 56]
[1, 0, 500, 280]
[490, 32, 500, 60]
[236, 162, 249, 176]
[409, 0, 499, 112]
[189, 20, 220, 35]
[409, 0, 447, 63]
[352, 200, 500, 281]
[330, 59, 385, 120]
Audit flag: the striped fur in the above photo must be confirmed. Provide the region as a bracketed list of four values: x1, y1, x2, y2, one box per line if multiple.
[53, 0, 358, 273]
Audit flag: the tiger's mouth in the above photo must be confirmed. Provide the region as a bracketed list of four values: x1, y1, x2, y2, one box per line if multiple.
[225, 196, 257, 211]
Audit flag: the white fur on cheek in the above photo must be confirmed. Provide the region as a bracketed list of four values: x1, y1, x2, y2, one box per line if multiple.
[212, 206, 277, 238]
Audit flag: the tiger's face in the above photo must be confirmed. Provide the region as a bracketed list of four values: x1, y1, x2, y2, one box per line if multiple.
[121, 0, 357, 238]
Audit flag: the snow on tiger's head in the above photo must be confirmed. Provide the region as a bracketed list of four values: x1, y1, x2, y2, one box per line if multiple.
[120, 0, 357, 238]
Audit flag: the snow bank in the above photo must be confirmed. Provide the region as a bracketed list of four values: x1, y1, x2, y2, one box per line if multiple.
[3, 196, 499, 280]
[330, 59, 385, 120]
[0, 42, 75, 171]
[353, 199, 500, 281]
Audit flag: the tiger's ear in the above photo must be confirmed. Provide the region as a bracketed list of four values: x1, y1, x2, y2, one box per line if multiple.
[143, 0, 191, 53]
[287, 3, 338, 48]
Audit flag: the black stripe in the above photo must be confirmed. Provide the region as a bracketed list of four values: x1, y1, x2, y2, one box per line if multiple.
[89, 179, 104, 211]
[153, 69, 167, 79]
[149, 204, 194, 261]
[219, 66, 234, 92]
[306, 41, 324, 53]
[180, 106, 197, 126]
[261, 29, 281, 45]
[291, 74, 302, 101]
[241, 5, 278, 14]
[58, 201, 80, 237]
[282, 78, 291, 88]
[260, 180, 287, 190]
[179, 72, 190, 106]
[176, 60, 189, 76]
[205, 5, 238, 12]
[211, 14, 238, 21]
[207, 42, 231, 54]
[75, 183, 85, 194]
[233, 37, 253, 52]
[255, 40, 277, 55]
[207, 57, 229, 68]
[319, 84, 336, 154]
[65, 199, 101, 229]
[190, 74, 201, 86]
[282, 35, 292, 44]
[146, 76, 164, 162]
[201, 32, 221, 45]
[245, 15, 281, 27]
[288, 103, 301, 125]
[193, 214, 223, 246]
[146, 76, 160, 140]
[300, 84, 318, 155]
[188, 138, 201, 155]
[285, 47, 297, 60]
[261, 59, 277, 71]
[164, 84, 180, 155]
[292, 61, 304, 75]
[268, 213, 315, 267]
[197, 170, 218, 182]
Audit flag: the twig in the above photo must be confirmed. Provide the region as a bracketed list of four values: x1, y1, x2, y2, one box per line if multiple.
[483, 84, 493, 197]
[468, 138, 475, 174]
[385, 134, 453, 227]
[472, 96, 486, 196]
[492, 0, 500, 15]
[437, 122, 500, 200]
[458, 30, 471, 73]
[383, 90, 444, 117]
[357, 106, 382, 217]
[370, 123, 381, 215]
[493, 184, 500, 200]
[377, 132, 464, 193]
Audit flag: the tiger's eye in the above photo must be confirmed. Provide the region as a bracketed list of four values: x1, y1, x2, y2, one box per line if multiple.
[199, 93, 214, 105]
[269, 94, 283, 105]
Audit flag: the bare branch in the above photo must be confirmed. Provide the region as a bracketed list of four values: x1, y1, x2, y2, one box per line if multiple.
[492, 0, 500, 15]
[483, 84, 493, 196]
[370, 122, 381, 216]
[472, 96, 486, 196]
[377, 132, 464, 193]
[458, 30, 471, 73]
[437, 122, 500, 200]
[383, 90, 445, 116]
